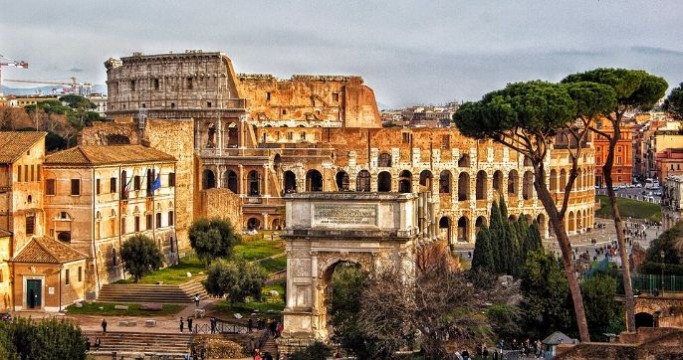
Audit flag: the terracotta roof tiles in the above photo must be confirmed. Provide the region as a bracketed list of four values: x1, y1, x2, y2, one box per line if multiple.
[45, 145, 175, 166]
[0, 131, 46, 163]
[11, 236, 88, 264]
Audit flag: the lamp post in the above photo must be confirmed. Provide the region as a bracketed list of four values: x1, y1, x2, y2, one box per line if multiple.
[660, 250, 665, 296]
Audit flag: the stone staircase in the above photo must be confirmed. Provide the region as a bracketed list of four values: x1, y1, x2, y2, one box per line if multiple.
[98, 277, 209, 304]
[84, 331, 192, 358]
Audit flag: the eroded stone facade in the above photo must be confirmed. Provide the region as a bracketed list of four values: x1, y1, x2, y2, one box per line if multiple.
[102, 51, 596, 246]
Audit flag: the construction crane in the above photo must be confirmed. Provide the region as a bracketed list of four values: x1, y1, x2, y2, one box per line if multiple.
[0, 54, 29, 96]
[4, 77, 92, 96]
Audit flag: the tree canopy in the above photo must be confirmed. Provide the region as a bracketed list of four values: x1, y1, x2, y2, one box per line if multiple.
[202, 258, 267, 303]
[189, 218, 241, 264]
[664, 82, 683, 120]
[120, 234, 164, 283]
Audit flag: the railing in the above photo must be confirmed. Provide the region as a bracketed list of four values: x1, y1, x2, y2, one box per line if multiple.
[616, 274, 683, 294]
[193, 318, 249, 334]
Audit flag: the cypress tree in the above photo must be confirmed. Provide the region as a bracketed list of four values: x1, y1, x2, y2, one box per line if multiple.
[499, 196, 509, 219]
[526, 222, 543, 254]
[489, 201, 507, 274]
[471, 223, 495, 273]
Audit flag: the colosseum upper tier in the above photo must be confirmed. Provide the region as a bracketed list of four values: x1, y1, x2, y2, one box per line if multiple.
[98, 50, 595, 246]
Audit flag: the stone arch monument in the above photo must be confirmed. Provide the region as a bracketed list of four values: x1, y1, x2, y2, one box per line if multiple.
[280, 192, 420, 341]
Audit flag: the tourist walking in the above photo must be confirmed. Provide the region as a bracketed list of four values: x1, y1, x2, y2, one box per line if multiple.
[180, 317, 185, 333]
[248, 318, 253, 332]
[101, 318, 107, 333]
[187, 317, 193, 333]
[194, 294, 200, 307]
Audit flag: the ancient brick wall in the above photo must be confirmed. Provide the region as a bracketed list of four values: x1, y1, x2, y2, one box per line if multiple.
[198, 188, 243, 232]
[238, 74, 381, 128]
[105, 52, 240, 115]
[143, 119, 195, 251]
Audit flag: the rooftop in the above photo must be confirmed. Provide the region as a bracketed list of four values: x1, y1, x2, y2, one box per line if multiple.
[0, 131, 46, 163]
[45, 145, 176, 166]
[11, 236, 88, 264]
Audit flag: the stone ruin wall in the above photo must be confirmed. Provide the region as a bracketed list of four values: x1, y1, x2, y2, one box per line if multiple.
[199, 188, 243, 233]
[237, 74, 381, 128]
[105, 52, 240, 113]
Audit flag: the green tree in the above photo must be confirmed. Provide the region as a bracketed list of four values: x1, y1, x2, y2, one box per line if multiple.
[487, 304, 523, 340]
[120, 234, 164, 283]
[471, 223, 495, 273]
[203, 258, 267, 303]
[582, 274, 624, 341]
[665, 82, 683, 120]
[489, 201, 508, 274]
[563, 69, 668, 333]
[0, 317, 86, 360]
[327, 263, 374, 358]
[520, 250, 573, 339]
[525, 221, 544, 254]
[454, 80, 592, 341]
[189, 218, 241, 264]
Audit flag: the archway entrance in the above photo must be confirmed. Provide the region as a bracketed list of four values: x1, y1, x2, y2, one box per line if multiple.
[635, 312, 654, 328]
[306, 170, 323, 192]
[284, 171, 297, 193]
[439, 216, 451, 243]
[323, 262, 367, 337]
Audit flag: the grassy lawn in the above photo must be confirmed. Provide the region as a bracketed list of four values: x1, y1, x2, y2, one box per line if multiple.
[211, 282, 285, 318]
[65, 302, 183, 316]
[259, 255, 287, 273]
[116, 255, 205, 285]
[596, 195, 662, 222]
[234, 238, 284, 261]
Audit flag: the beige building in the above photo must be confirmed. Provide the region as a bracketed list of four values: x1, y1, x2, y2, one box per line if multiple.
[10, 236, 87, 311]
[0, 230, 11, 309]
[43, 145, 177, 290]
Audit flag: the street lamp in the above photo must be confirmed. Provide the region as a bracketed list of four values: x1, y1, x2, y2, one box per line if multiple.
[660, 250, 666, 296]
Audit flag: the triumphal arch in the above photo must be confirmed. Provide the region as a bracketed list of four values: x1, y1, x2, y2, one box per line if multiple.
[280, 192, 421, 340]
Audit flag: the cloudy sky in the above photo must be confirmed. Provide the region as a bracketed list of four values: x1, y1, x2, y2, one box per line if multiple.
[1, 1, 682, 108]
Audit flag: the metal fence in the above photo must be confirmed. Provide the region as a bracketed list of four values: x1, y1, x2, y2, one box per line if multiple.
[616, 274, 683, 294]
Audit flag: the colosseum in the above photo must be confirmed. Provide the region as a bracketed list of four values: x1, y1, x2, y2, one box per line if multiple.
[92, 50, 595, 247]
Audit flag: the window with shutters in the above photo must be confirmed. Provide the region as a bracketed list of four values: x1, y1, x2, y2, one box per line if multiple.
[156, 213, 162, 228]
[110, 177, 117, 193]
[26, 215, 35, 235]
[146, 214, 152, 230]
[46, 179, 55, 195]
[96, 179, 101, 195]
[169, 173, 176, 187]
[71, 179, 80, 196]
[168, 211, 174, 226]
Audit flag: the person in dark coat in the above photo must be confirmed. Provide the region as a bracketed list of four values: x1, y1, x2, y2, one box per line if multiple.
[187, 317, 193, 333]
[180, 317, 185, 333]
[101, 319, 107, 333]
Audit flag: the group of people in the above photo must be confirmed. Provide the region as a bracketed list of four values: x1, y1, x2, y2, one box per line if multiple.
[252, 348, 275, 360]
[179, 316, 196, 333]
[247, 317, 283, 337]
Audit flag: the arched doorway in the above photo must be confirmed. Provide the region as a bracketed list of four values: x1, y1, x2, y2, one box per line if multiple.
[398, 170, 412, 193]
[457, 216, 469, 242]
[247, 217, 261, 230]
[493, 170, 503, 196]
[306, 170, 323, 192]
[508, 170, 519, 197]
[202, 169, 216, 189]
[568, 212, 575, 233]
[550, 169, 558, 192]
[439, 171, 451, 194]
[336, 171, 350, 191]
[476, 170, 487, 200]
[323, 261, 367, 338]
[635, 312, 654, 328]
[284, 171, 297, 193]
[356, 170, 371, 192]
[439, 216, 451, 243]
[248, 171, 260, 196]
[378, 171, 391, 192]
[223, 170, 238, 193]
[419, 170, 433, 189]
[458, 172, 470, 201]
[523, 171, 534, 200]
